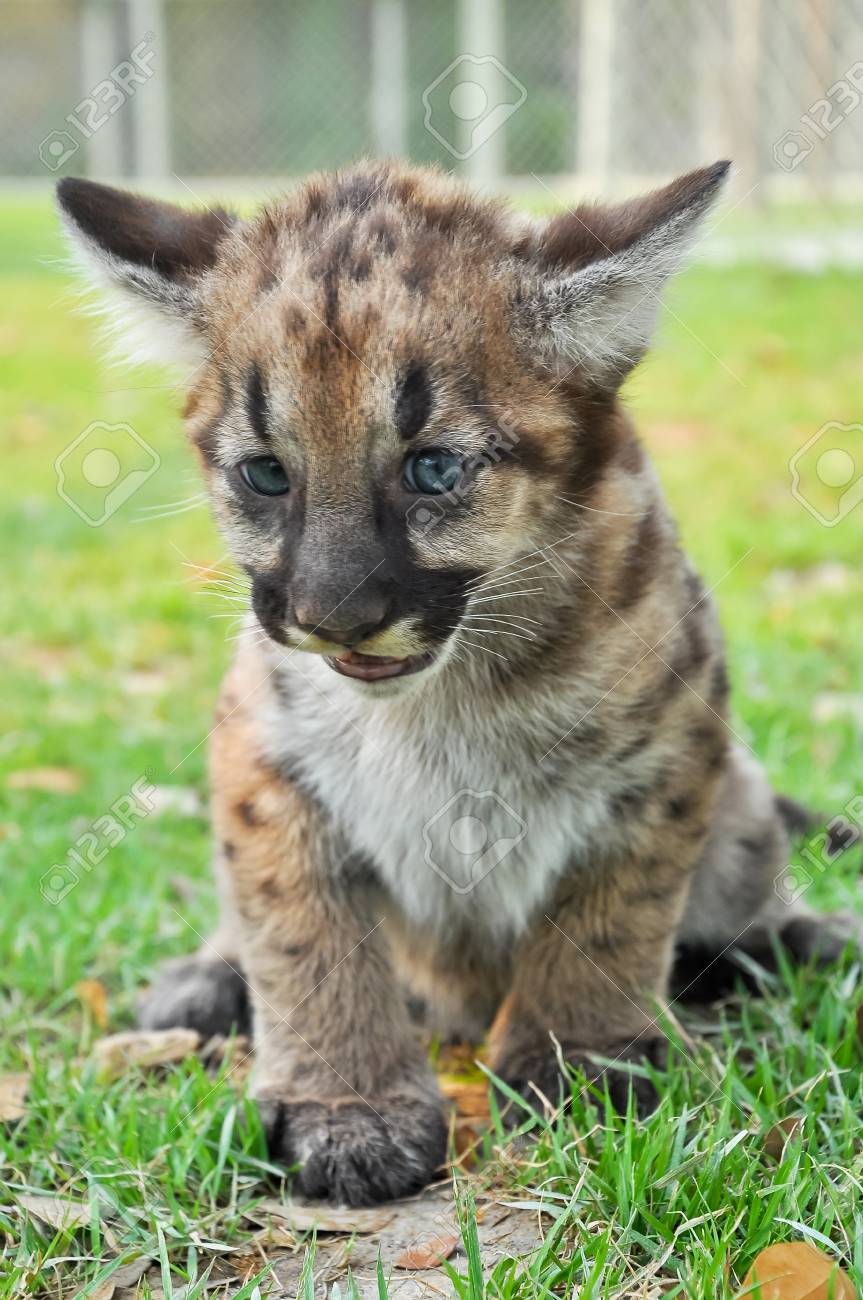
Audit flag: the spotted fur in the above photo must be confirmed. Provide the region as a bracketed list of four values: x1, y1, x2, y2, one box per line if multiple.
[59, 161, 860, 1205]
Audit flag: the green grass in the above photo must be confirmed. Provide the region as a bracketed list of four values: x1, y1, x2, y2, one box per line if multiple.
[1, 195, 862, 1297]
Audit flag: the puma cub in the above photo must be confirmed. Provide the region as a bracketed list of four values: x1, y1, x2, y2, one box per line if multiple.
[58, 161, 858, 1205]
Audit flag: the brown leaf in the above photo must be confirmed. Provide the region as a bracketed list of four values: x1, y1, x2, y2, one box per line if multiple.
[439, 1078, 491, 1122]
[395, 1232, 460, 1270]
[0, 1072, 29, 1122]
[245, 1197, 394, 1235]
[453, 1115, 486, 1163]
[110, 1257, 153, 1288]
[76, 979, 109, 1029]
[17, 1192, 90, 1233]
[87, 1282, 116, 1300]
[763, 1117, 803, 1162]
[93, 1028, 201, 1080]
[743, 1241, 855, 1299]
[7, 767, 82, 794]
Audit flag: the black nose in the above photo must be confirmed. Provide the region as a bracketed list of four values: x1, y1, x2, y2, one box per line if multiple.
[294, 612, 389, 648]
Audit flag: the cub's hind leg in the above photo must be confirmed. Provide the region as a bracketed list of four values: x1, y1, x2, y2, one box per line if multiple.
[138, 848, 251, 1037]
[673, 745, 862, 1000]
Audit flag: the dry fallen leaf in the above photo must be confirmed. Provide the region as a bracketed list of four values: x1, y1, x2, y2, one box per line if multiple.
[0, 1072, 29, 1122]
[763, 1117, 803, 1162]
[17, 1192, 90, 1233]
[245, 1197, 394, 1235]
[439, 1078, 491, 1121]
[76, 978, 109, 1029]
[87, 1281, 115, 1300]
[93, 1028, 201, 1080]
[7, 766, 82, 794]
[110, 1257, 153, 1288]
[395, 1232, 460, 1270]
[743, 1241, 855, 1299]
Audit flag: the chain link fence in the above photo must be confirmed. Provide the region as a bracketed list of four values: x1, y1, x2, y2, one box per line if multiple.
[4, 0, 863, 204]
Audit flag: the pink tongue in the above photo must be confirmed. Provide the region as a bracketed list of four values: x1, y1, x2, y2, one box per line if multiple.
[339, 651, 405, 666]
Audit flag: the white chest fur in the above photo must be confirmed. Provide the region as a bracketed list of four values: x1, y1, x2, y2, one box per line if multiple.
[260, 653, 612, 943]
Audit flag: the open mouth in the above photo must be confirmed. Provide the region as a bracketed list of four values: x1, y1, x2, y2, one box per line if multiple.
[325, 649, 436, 682]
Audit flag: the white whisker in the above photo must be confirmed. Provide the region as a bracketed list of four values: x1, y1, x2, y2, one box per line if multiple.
[457, 635, 508, 662]
[133, 499, 207, 522]
[555, 494, 647, 519]
[467, 588, 544, 605]
[195, 590, 249, 604]
[138, 493, 207, 513]
[461, 612, 543, 626]
[458, 625, 536, 643]
[468, 557, 551, 592]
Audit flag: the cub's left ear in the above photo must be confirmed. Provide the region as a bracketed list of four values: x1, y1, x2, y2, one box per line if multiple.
[56, 178, 237, 369]
[519, 161, 730, 388]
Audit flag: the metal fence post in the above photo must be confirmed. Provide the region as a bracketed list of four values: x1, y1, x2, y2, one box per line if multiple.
[81, 0, 123, 176]
[128, 0, 170, 180]
[457, 0, 504, 185]
[576, 0, 614, 190]
[370, 0, 407, 160]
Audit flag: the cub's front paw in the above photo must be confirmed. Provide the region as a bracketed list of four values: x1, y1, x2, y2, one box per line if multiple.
[138, 955, 250, 1038]
[495, 1037, 666, 1122]
[257, 1093, 447, 1205]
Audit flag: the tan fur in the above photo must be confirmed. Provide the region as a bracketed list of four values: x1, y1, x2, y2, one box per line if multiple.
[58, 161, 860, 1206]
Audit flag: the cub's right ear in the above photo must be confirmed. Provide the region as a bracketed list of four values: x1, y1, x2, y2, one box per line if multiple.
[56, 178, 237, 369]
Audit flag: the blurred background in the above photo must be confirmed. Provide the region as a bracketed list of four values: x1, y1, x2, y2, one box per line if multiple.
[1, 4, 862, 1290]
[3, 0, 863, 263]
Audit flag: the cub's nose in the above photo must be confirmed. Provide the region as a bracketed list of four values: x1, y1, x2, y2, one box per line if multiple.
[294, 607, 390, 648]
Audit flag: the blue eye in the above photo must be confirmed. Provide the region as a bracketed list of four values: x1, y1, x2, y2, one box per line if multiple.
[240, 457, 290, 496]
[403, 448, 463, 495]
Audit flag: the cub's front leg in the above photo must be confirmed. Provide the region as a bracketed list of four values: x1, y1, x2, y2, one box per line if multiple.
[489, 797, 717, 1119]
[210, 672, 446, 1206]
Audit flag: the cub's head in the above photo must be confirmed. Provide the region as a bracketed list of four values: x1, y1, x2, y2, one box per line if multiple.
[58, 160, 727, 692]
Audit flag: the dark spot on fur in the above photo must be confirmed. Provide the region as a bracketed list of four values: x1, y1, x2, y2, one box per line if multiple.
[236, 798, 260, 827]
[367, 215, 397, 253]
[689, 722, 728, 772]
[321, 267, 339, 332]
[709, 659, 730, 705]
[615, 731, 652, 763]
[616, 504, 662, 610]
[609, 783, 652, 818]
[222, 839, 236, 860]
[395, 361, 432, 440]
[617, 435, 645, 474]
[667, 792, 695, 820]
[246, 363, 269, 441]
[257, 260, 279, 293]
